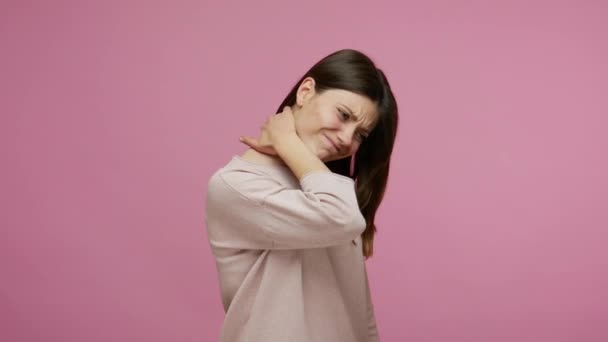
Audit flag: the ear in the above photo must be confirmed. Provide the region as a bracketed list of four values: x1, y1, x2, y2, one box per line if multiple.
[296, 77, 316, 107]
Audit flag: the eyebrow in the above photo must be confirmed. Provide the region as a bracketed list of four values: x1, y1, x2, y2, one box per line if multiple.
[342, 104, 372, 134]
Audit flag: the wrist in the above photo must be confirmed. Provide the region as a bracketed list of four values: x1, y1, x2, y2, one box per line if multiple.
[273, 133, 301, 156]
[273, 131, 299, 146]
[273, 133, 330, 180]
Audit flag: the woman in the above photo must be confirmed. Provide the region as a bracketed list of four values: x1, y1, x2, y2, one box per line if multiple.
[205, 49, 398, 341]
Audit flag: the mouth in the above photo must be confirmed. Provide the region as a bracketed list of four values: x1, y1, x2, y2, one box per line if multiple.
[323, 134, 339, 154]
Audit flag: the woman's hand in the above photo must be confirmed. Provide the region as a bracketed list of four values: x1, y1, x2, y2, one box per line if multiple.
[240, 106, 297, 155]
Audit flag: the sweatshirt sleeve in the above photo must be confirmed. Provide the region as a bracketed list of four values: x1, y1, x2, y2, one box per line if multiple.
[205, 168, 367, 250]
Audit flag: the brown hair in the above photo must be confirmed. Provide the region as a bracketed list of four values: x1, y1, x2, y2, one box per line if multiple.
[276, 49, 399, 258]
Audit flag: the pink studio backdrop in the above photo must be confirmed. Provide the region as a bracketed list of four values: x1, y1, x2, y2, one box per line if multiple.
[2, 1, 607, 341]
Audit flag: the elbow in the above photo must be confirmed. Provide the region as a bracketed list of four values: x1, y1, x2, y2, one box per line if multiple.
[326, 208, 367, 236]
[350, 211, 367, 235]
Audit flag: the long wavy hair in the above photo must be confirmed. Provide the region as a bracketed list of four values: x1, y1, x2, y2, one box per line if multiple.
[276, 49, 399, 258]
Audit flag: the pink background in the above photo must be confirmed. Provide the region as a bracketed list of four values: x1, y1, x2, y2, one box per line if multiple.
[2, 1, 607, 341]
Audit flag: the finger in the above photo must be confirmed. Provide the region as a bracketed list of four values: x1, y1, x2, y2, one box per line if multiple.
[240, 136, 274, 155]
[239, 136, 258, 148]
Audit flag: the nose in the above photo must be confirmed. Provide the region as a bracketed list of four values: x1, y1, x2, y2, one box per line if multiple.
[336, 127, 355, 149]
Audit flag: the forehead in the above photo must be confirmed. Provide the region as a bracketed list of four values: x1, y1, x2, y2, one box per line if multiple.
[320, 89, 379, 130]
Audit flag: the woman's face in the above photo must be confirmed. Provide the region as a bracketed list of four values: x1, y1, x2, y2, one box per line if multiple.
[292, 77, 378, 162]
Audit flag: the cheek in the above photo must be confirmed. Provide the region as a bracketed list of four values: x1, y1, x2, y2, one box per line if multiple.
[296, 115, 325, 145]
[296, 106, 339, 135]
[305, 111, 332, 131]
[319, 111, 341, 129]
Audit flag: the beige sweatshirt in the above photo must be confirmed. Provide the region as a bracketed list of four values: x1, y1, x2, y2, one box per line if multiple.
[205, 156, 379, 342]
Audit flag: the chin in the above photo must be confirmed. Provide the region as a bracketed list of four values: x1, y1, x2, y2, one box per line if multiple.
[319, 153, 332, 162]
[312, 143, 345, 162]
[321, 154, 341, 163]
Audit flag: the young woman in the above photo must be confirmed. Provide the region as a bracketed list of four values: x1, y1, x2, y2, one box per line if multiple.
[205, 49, 398, 341]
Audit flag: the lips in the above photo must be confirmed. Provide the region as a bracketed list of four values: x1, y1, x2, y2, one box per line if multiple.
[323, 134, 339, 153]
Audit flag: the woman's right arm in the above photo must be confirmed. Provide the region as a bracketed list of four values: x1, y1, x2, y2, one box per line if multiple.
[205, 168, 366, 250]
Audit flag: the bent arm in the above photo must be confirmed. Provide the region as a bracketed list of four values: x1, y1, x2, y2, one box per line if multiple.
[273, 134, 331, 181]
[206, 169, 366, 250]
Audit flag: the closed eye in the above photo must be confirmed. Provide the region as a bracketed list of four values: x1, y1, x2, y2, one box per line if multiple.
[355, 132, 368, 142]
[338, 109, 350, 121]
[338, 108, 369, 142]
